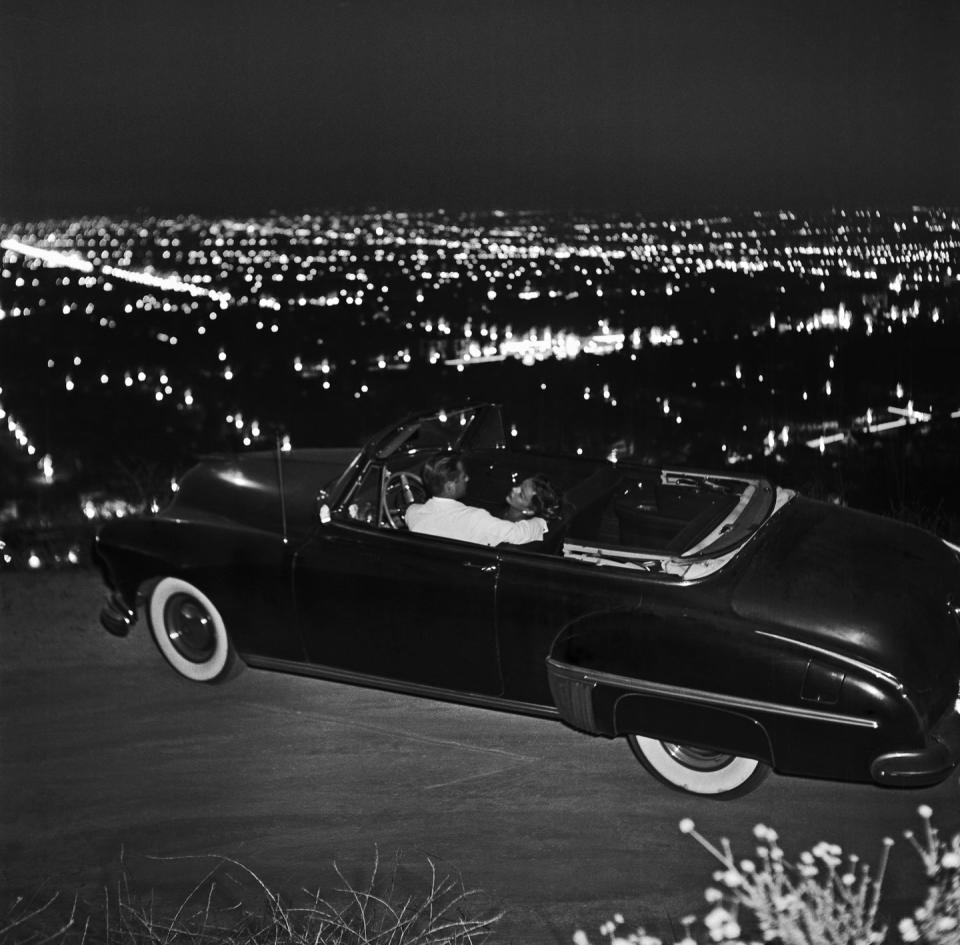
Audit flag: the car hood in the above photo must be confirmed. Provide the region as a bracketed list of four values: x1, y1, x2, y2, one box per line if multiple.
[731, 497, 960, 694]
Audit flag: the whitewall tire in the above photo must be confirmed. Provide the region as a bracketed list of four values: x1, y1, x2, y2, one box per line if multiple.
[627, 735, 769, 798]
[147, 577, 242, 683]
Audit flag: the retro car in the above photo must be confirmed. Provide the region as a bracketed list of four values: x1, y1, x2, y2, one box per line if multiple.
[93, 404, 960, 797]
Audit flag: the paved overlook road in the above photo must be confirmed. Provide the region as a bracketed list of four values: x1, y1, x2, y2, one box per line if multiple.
[2, 570, 958, 944]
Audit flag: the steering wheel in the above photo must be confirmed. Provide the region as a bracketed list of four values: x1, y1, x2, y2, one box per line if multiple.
[382, 471, 426, 529]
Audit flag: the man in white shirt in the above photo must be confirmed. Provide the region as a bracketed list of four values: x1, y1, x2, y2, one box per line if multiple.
[405, 453, 548, 546]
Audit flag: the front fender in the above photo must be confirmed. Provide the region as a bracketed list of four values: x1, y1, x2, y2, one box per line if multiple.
[93, 519, 180, 613]
[93, 515, 303, 662]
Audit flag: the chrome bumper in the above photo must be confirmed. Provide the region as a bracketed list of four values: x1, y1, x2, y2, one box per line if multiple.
[871, 704, 960, 787]
[100, 591, 137, 637]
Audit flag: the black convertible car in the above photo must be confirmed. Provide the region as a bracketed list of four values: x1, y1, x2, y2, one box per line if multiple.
[94, 404, 960, 797]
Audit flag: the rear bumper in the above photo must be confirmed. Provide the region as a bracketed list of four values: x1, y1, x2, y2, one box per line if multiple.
[100, 591, 137, 637]
[870, 703, 960, 787]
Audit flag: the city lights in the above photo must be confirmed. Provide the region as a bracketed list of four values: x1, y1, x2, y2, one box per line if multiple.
[2, 206, 959, 568]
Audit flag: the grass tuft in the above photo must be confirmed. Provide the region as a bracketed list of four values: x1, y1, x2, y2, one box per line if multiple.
[1, 850, 502, 945]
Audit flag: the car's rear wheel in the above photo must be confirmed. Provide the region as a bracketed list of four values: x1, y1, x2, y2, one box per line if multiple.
[147, 577, 242, 683]
[627, 735, 769, 798]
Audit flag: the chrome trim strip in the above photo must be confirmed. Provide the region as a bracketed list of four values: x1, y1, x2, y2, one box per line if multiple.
[242, 655, 562, 720]
[660, 467, 759, 486]
[561, 542, 670, 572]
[563, 542, 671, 564]
[546, 658, 879, 729]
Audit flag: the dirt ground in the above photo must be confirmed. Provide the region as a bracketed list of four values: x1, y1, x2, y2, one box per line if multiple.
[2, 568, 958, 945]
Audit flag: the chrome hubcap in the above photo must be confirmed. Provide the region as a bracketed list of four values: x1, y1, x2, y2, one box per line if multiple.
[662, 742, 735, 771]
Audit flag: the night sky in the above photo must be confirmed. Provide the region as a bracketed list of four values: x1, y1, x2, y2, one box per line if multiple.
[3, 0, 959, 219]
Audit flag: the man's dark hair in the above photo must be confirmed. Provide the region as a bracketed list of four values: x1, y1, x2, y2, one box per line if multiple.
[421, 452, 463, 496]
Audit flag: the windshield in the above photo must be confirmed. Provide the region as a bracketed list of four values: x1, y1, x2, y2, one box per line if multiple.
[373, 405, 504, 458]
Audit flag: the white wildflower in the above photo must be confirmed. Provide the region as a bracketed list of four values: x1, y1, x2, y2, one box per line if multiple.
[739, 859, 755, 873]
[774, 893, 799, 912]
[722, 921, 741, 940]
[942, 851, 960, 869]
[935, 917, 959, 932]
[841, 873, 856, 886]
[679, 818, 696, 834]
[573, 931, 591, 945]
[917, 804, 933, 819]
[614, 914, 625, 925]
[898, 918, 920, 943]
[752, 823, 778, 842]
[704, 907, 733, 930]
[812, 841, 842, 864]
[705, 888, 724, 904]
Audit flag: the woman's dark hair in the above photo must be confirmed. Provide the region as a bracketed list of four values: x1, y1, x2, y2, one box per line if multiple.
[527, 474, 561, 519]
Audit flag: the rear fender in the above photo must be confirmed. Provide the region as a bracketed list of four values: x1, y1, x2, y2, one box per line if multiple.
[613, 692, 774, 764]
[546, 610, 774, 763]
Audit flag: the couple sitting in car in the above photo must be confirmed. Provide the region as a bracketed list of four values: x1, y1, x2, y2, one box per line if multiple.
[405, 453, 560, 547]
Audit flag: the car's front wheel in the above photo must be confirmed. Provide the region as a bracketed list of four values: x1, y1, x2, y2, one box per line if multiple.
[627, 735, 769, 798]
[147, 577, 243, 683]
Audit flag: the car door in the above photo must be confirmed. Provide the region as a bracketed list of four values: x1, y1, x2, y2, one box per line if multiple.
[292, 522, 503, 695]
[494, 545, 648, 706]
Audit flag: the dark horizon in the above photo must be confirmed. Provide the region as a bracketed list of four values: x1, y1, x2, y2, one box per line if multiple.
[9, 201, 960, 229]
[3, 0, 959, 222]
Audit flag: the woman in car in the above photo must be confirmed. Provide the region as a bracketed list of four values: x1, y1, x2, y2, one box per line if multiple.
[503, 474, 562, 523]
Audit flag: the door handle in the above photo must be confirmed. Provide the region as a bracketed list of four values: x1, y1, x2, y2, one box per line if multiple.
[463, 562, 497, 573]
